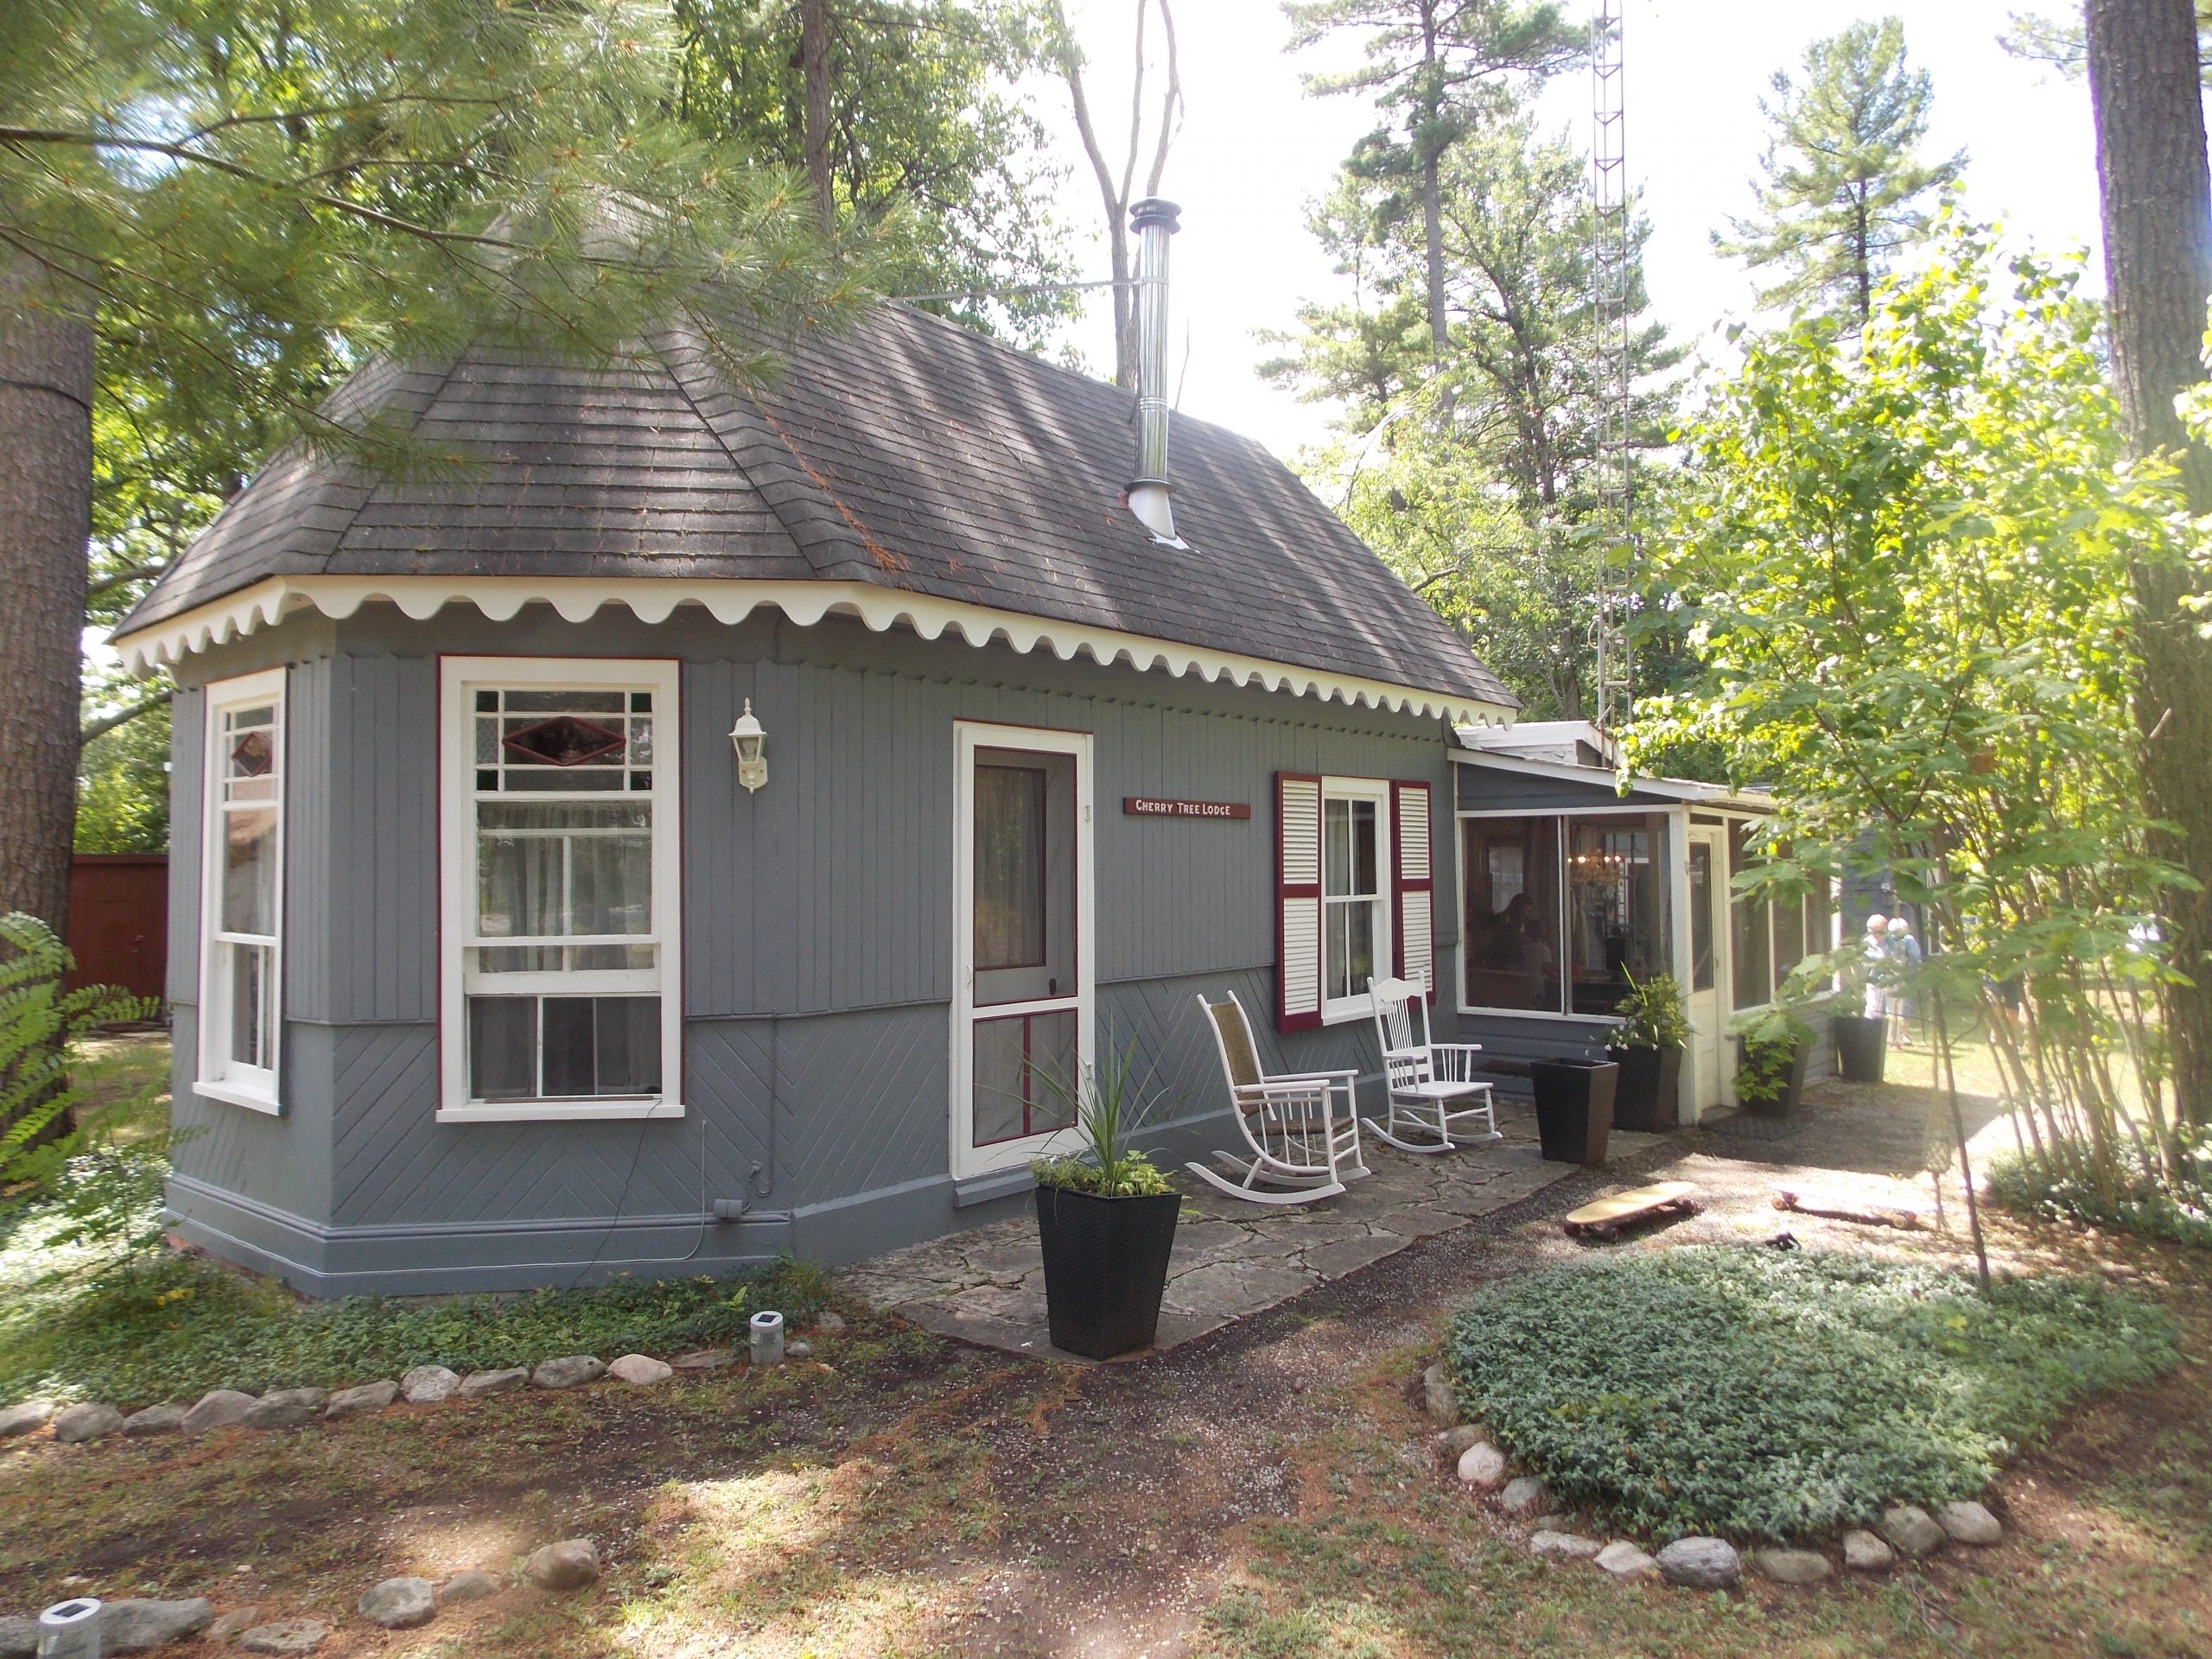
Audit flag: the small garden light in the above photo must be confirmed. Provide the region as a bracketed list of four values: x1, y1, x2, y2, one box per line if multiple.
[728, 698, 767, 792]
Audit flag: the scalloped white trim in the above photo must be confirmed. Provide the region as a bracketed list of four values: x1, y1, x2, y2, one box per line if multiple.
[112, 575, 1517, 726]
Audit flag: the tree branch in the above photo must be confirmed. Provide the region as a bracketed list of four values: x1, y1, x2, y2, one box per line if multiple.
[80, 689, 171, 747]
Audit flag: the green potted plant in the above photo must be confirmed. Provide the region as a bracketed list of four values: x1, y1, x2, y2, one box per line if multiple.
[1029, 1031, 1181, 1361]
[1732, 1003, 1817, 1117]
[1606, 969, 1689, 1132]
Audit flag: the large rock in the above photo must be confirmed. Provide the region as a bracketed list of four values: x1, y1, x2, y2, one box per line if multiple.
[529, 1356, 605, 1391]
[324, 1381, 398, 1420]
[437, 1569, 501, 1605]
[1751, 1547, 1833, 1585]
[357, 1577, 436, 1630]
[400, 1365, 461, 1404]
[606, 1354, 672, 1386]
[1497, 1476, 1549, 1515]
[239, 1618, 329, 1655]
[1842, 1529, 1896, 1573]
[459, 1368, 529, 1399]
[1594, 1541, 1659, 1579]
[121, 1405, 188, 1437]
[1880, 1504, 1948, 1558]
[102, 1597, 215, 1651]
[181, 1389, 257, 1434]
[244, 1388, 329, 1429]
[207, 1607, 265, 1638]
[1421, 1362, 1460, 1428]
[1935, 1499, 2002, 1546]
[1655, 1537, 1741, 1590]
[1529, 1529, 1604, 1560]
[51, 1402, 124, 1444]
[1433, 1426, 1482, 1462]
[524, 1538, 601, 1591]
[0, 1400, 56, 1438]
[1456, 1440, 1509, 1491]
[0, 1614, 35, 1656]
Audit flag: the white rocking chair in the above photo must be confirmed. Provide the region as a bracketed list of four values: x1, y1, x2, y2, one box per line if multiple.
[1188, 990, 1370, 1205]
[1364, 976, 1500, 1154]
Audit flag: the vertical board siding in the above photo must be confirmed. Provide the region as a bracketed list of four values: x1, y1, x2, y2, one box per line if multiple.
[175, 604, 1461, 1262]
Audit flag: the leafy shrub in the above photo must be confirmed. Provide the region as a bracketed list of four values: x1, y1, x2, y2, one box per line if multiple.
[1732, 1036, 1799, 1107]
[1446, 1247, 2177, 1541]
[1612, 969, 1689, 1051]
[1030, 1023, 1176, 1198]
[0, 1247, 834, 1408]
[1986, 1132, 2212, 1252]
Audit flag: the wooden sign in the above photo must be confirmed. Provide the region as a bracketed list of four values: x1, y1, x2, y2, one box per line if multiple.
[1124, 796, 1251, 821]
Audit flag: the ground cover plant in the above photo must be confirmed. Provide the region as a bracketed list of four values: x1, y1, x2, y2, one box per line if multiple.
[1445, 1245, 2180, 1541]
[0, 1224, 831, 1408]
[1987, 1130, 2212, 1252]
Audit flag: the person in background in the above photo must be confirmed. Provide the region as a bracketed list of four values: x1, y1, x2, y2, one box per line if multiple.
[1861, 913, 1891, 1033]
[1885, 915, 1923, 1047]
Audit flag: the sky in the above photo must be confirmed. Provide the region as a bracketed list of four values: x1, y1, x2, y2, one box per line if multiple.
[1033, 0, 2105, 461]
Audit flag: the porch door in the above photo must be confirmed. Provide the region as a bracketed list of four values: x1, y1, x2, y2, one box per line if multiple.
[951, 723, 1094, 1179]
[1685, 828, 1726, 1112]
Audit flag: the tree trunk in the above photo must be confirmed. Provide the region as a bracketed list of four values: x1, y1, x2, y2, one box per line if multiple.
[0, 275, 92, 942]
[798, 0, 834, 233]
[2086, 0, 2212, 1127]
[1420, 3, 1448, 362]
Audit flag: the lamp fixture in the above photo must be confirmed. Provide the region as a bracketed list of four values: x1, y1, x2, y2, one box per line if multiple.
[728, 698, 767, 792]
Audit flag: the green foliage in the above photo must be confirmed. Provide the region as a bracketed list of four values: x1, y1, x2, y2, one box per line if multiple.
[1272, 105, 1681, 716]
[1627, 221, 2197, 1209]
[1446, 1247, 2180, 1541]
[1714, 17, 1965, 323]
[1029, 1024, 1177, 1198]
[1732, 1035, 1800, 1107]
[0, 1238, 832, 1408]
[1611, 969, 1688, 1051]
[1988, 1130, 2212, 1252]
[671, 0, 1076, 347]
[0, 914, 154, 1179]
[74, 673, 170, 853]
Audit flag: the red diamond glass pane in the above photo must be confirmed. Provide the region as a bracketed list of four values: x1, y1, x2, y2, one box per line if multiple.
[501, 715, 626, 768]
[230, 729, 274, 777]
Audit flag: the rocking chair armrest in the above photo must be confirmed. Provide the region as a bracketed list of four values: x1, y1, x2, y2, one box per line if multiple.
[1427, 1042, 1488, 1081]
[1267, 1066, 1361, 1084]
[1235, 1075, 1357, 1113]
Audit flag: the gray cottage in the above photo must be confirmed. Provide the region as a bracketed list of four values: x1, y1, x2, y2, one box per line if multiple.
[112, 206, 1816, 1296]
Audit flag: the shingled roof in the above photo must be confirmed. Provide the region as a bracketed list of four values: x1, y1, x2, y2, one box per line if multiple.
[118, 302, 1514, 709]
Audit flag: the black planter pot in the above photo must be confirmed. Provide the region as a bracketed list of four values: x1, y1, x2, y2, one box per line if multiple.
[1529, 1057, 1618, 1166]
[1034, 1185, 1181, 1360]
[1738, 1038, 1814, 1118]
[1832, 1014, 1888, 1084]
[1605, 1044, 1683, 1133]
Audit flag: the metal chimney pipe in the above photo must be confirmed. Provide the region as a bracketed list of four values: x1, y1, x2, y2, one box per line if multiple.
[1127, 197, 1181, 543]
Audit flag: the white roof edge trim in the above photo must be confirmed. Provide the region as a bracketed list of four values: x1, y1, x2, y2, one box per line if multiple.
[113, 575, 1519, 728]
[1448, 747, 1773, 810]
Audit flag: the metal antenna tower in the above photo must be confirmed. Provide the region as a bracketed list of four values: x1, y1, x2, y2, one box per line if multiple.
[1589, 0, 1633, 731]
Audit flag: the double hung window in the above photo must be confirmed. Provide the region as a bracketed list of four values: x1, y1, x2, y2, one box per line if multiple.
[440, 658, 683, 1121]
[1320, 783, 1390, 1020]
[198, 669, 286, 1110]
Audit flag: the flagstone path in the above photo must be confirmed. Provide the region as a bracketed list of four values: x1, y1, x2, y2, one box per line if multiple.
[842, 1101, 1665, 1357]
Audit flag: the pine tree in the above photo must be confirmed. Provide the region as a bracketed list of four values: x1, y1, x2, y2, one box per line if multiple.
[1715, 17, 1964, 325]
[1284, 0, 1582, 364]
[0, 0, 855, 937]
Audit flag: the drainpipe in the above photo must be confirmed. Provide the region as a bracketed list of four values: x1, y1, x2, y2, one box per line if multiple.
[1127, 197, 1183, 546]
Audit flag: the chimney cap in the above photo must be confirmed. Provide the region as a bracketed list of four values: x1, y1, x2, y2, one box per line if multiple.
[1129, 197, 1181, 234]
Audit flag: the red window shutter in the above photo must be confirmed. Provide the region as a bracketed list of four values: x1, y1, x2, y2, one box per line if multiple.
[1392, 779, 1436, 1002]
[1276, 772, 1323, 1032]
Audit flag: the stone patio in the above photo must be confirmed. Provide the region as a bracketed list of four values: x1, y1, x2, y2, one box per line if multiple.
[842, 1101, 1664, 1358]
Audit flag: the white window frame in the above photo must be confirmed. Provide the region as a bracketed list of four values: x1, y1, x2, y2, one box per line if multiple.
[437, 656, 684, 1122]
[1319, 776, 1393, 1026]
[197, 667, 288, 1113]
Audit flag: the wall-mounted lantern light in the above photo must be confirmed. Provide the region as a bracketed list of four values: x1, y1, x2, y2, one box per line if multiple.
[728, 698, 768, 792]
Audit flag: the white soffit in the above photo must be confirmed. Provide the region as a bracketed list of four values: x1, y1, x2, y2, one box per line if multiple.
[112, 575, 1516, 728]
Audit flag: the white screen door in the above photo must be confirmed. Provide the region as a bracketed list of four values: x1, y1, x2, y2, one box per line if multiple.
[951, 723, 1093, 1178]
[1685, 827, 1726, 1112]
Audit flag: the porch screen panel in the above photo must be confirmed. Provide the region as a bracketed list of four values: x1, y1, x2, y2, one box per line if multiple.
[1461, 816, 1563, 1014]
[1392, 780, 1435, 1000]
[1275, 772, 1323, 1032]
[1565, 816, 1665, 1016]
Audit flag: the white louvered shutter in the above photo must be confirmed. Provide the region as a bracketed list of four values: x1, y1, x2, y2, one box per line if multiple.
[1276, 772, 1323, 1031]
[1392, 779, 1436, 1002]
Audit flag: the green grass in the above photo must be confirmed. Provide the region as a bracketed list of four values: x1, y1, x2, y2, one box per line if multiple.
[1446, 1246, 2182, 1542]
[0, 1217, 833, 1408]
